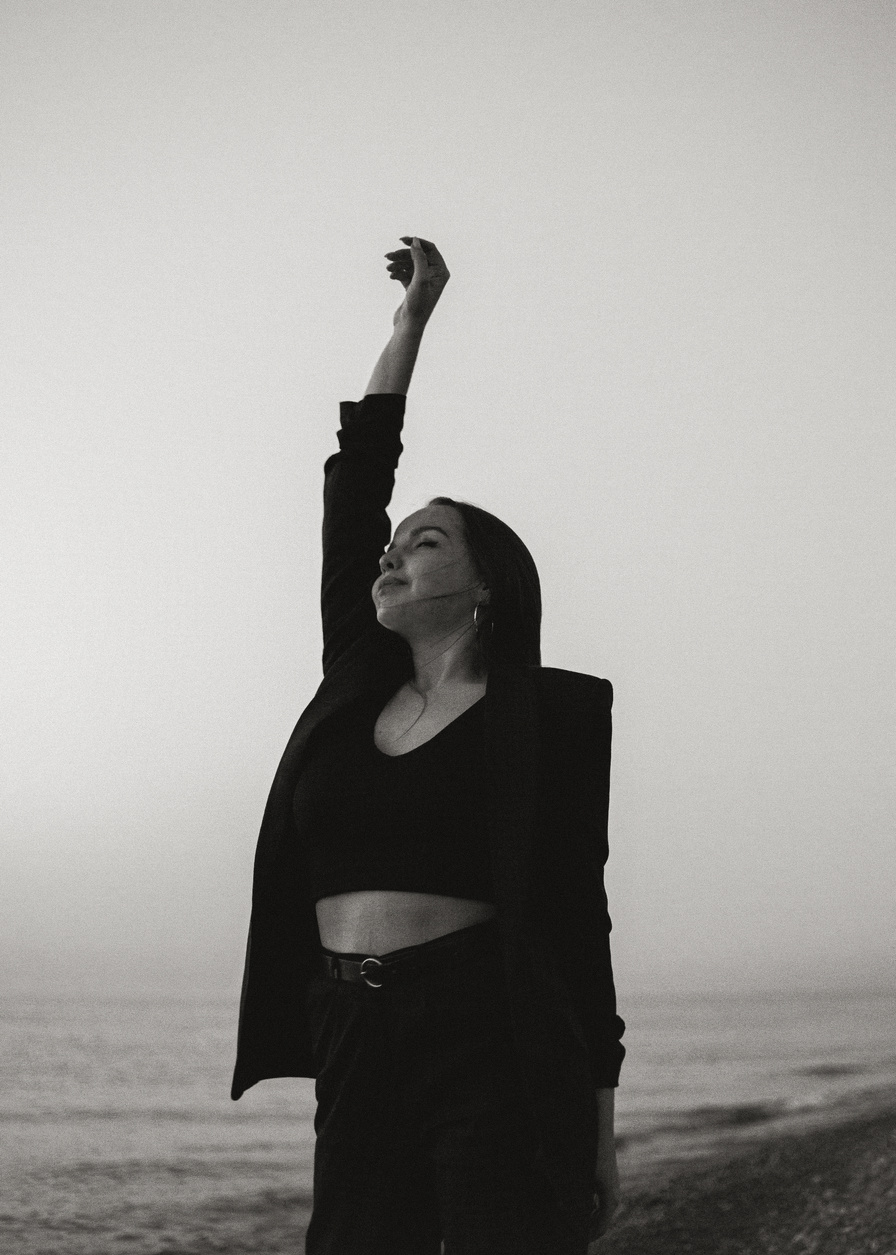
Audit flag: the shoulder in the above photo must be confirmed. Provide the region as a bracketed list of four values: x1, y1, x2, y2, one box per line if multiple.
[528, 667, 613, 785]
[526, 667, 613, 754]
[530, 665, 613, 710]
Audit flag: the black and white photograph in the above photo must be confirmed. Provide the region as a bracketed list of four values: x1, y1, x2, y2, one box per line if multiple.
[3, 2, 894, 1252]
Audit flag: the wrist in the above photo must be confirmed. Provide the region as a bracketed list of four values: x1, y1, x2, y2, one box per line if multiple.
[596, 1088, 615, 1139]
[393, 306, 430, 335]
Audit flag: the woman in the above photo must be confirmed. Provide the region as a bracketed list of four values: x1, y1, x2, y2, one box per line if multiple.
[232, 236, 625, 1255]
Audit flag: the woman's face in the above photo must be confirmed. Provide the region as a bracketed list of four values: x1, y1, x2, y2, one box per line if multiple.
[371, 503, 487, 636]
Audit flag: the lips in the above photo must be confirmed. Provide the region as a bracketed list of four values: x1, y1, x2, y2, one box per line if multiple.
[377, 576, 405, 590]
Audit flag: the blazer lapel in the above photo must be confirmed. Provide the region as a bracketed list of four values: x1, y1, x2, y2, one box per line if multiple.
[252, 628, 409, 885]
[285, 629, 408, 769]
[484, 658, 541, 933]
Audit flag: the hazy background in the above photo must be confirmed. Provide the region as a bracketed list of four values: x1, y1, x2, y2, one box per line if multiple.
[3, 0, 893, 1002]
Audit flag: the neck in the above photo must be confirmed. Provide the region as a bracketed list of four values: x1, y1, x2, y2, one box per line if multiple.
[407, 622, 486, 695]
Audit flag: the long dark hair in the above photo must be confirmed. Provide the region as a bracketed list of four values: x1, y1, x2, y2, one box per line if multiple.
[429, 497, 542, 668]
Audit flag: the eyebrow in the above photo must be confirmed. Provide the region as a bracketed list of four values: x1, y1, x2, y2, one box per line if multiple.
[386, 525, 450, 551]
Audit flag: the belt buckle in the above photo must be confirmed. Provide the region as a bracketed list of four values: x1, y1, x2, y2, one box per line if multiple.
[359, 956, 384, 988]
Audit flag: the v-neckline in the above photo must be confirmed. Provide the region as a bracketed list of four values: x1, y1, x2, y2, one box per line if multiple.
[373, 695, 485, 759]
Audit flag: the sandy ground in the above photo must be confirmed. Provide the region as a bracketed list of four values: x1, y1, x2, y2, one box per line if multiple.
[595, 1106, 896, 1255]
[97, 1096, 889, 1254]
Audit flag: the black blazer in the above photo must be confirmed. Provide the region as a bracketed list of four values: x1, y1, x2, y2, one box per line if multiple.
[232, 393, 625, 1215]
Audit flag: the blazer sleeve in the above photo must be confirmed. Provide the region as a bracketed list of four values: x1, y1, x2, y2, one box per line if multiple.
[320, 393, 405, 674]
[536, 674, 626, 1088]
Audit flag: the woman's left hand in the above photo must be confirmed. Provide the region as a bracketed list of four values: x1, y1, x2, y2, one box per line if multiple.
[385, 236, 450, 326]
[587, 1142, 620, 1248]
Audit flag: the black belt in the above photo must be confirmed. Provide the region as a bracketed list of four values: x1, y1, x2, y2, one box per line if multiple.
[320, 919, 498, 989]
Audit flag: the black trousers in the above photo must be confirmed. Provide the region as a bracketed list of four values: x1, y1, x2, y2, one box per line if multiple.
[303, 919, 592, 1255]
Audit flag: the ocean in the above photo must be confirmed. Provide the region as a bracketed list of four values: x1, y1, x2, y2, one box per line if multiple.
[2, 988, 894, 1254]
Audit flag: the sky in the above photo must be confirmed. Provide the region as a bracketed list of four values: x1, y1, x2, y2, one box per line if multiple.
[3, 0, 894, 999]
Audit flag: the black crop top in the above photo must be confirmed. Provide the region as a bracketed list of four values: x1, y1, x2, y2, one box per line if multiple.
[293, 692, 493, 904]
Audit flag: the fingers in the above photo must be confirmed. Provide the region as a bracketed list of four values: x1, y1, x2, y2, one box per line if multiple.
[391, 236, 447, 269]
[404, 236, 448, 273]
[399, 235, 437, 254]
[385, 249, 412, 286]
[588, 1192, 619, 1242]
[385, 237, 429, 286]
[383, 235, 449, 294]
[409, 236, 430, 280]
[385, 250, 412, 275]
[386, 236, 439, 256]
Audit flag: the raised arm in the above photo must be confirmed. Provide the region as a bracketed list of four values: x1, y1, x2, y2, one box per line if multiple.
[365, 236, 451, 394]
[320, 237, 450, 674]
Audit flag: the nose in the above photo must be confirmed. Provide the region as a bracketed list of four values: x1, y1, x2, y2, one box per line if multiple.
[379, 550, 400, 574]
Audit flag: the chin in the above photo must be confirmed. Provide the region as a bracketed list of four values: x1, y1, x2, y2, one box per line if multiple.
[375, 605, 409, 634]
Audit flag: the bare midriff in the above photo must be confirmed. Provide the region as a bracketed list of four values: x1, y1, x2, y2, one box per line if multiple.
[315, 890, 497, 956]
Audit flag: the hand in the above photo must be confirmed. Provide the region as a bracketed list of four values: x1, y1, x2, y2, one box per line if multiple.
[385, 236, 450, 326]
[587, 1143, 620, 1249]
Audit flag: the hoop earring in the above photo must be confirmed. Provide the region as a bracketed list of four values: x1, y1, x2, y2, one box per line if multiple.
[473, 602, 492, 635]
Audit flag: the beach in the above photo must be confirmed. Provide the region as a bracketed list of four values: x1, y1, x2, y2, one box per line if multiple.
[3, 989, 894, 1253]
[601, 1098, 896, 1255]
